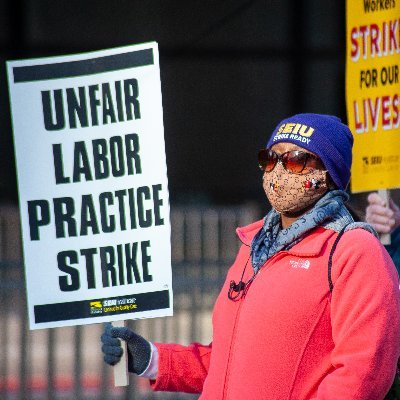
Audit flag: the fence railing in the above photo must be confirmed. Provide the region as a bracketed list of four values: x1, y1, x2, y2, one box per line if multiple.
[0, 203, 261, 400]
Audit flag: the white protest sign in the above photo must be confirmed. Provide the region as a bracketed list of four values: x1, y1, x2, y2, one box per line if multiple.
[7, 42, 173, 330]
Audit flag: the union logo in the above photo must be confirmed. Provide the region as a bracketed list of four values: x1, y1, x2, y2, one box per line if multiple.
[277, 123, 315, 137]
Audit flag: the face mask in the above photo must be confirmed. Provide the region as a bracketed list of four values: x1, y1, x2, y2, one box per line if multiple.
[263, 163, 329, 214]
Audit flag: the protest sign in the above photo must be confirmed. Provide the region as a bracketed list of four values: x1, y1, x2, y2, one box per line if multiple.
[346, 1, 400, 192]
[7, 42, 173, 330]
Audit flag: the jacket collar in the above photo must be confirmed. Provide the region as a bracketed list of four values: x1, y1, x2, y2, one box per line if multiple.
[236, 220, 336, 257]
[236, 219, 264, 246]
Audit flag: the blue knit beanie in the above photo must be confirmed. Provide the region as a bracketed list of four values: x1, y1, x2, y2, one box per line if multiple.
[266, 113, 354, 190]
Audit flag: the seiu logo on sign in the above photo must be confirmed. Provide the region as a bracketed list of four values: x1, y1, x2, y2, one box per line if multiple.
[277, 123, 315, 137]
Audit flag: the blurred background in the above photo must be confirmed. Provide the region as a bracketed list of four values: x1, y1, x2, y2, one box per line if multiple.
[0, 0, 349, 207]
[0, 1, 394, 399]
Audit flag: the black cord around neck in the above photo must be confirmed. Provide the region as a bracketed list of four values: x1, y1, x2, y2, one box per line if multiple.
[228, 254, 255, 300]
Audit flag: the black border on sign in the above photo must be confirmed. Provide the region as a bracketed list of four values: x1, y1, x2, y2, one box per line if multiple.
[12, 48, 154, 83]
[34, 289, 169, 323]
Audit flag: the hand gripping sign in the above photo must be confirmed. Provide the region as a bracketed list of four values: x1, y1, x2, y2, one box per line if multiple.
[7, 42, 173, 385]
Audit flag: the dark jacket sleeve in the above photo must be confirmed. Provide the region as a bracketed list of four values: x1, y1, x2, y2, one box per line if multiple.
[385, 227, 400, 275]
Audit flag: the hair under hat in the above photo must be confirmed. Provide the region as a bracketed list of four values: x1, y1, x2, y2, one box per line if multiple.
[266, 113, 354, 190]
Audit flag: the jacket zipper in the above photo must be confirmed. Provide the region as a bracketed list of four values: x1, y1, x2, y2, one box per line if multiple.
[222, 293, 245, 400]
[222, 241, 251, 399]
[221, 249, 287, 399]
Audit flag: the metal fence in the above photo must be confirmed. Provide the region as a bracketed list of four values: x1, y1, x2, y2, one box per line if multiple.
[0, 203, 261, 400]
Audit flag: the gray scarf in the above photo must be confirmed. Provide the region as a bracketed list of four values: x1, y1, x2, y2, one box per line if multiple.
[251, 190, 377, 273]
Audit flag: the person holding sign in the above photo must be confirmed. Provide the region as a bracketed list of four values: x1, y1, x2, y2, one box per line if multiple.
[101, 114, 400, 399]
[365, 192, 400, 272]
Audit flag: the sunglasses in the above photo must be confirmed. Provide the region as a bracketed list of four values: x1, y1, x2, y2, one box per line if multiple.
[258, 149, 323, 174]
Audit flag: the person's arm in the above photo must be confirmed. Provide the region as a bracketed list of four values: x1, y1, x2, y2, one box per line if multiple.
[315, 229, 400, 399]
[365, 192, 400, 273]
[101, 323, 211, 394]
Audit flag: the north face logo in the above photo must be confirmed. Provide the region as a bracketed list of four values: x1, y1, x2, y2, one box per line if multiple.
[289, 259, 311, 269]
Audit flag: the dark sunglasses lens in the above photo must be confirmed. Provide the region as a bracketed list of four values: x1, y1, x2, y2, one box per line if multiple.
[258, 149, 277, 172]
[283, 151, 308, 173]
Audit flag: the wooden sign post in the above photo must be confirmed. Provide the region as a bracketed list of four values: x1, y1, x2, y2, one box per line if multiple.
[378, 189, 391, 245]
[113, 320, 129, 387]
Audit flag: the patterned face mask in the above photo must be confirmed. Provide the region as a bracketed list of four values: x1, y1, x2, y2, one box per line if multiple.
[263, 162, 329, 214]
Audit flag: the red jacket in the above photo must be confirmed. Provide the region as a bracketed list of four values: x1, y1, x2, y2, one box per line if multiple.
[151, 220, 400, 399]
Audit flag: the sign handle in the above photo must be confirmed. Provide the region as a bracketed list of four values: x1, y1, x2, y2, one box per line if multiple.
[378, 189, 391, 246]
[113, 320, 129, 386]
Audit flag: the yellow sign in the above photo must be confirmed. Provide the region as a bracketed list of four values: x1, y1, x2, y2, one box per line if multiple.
[346, 1, 400, 192]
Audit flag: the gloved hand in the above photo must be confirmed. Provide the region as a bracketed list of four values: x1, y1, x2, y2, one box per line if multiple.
[101, 322, 152, 375]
